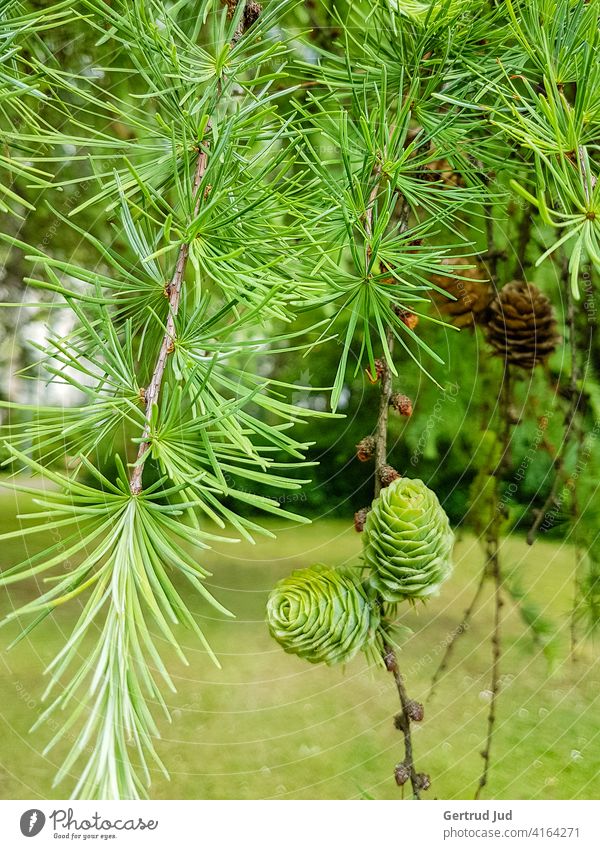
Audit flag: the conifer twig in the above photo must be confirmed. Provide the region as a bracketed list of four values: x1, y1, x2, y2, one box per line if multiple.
[428, 567, 487, 699]
[475, 534, 503, 799]
[374, 327, 394, 497]
[561, 258, 584, 656]
[514, 202, 534, 278]
[129, 1, 254, 495]
[375, 345, 423, 800]
[475, 364, 511, 798]
[526, 254, 581, 544]
[382, 637, 422, 798]
[364, 170, 424, 798]
[130, 147, 208, 495]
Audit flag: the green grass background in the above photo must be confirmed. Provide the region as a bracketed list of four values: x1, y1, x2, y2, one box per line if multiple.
[0, 489, 598, 800]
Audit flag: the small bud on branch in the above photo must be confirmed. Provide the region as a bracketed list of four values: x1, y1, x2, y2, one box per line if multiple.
[354, 507, 370, 533]
[415, 773, 431, 791]
[356, 436, 376, 462]
[405, 700, 425, 722]
[366, 358, 385, 384]
[378, 464, 400, 488]
[394, 762, 411, 786]
[390, 393, 413, 417]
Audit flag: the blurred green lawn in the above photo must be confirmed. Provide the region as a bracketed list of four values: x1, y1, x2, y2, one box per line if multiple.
[0, 489, 598, 800]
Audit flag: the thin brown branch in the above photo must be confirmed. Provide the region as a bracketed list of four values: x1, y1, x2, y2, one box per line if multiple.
[365, 176, 424, 797]
[568, 381, 587, 659]
[475, 536, 503, 799]
[129, 1, 256, 496]
[569, 497, 585, 660]
[374, 328, 394, 497]
[527, 254, 581, 544]
[428, 567, 487, 700]
[526, 461, 564, 545]
[565, 260, 584, 657]
[475, 362, 511, 798]
[513, 202, 534, 279]
[374, 332, 423, 798]
[383, 639, 422, 800]
[129, 149, 207, 495]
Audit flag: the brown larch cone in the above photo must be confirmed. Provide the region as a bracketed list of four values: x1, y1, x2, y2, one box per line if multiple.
[243, 1, 262, 28]
[485, 280, 561, 369]
[430, 257, 493, 328]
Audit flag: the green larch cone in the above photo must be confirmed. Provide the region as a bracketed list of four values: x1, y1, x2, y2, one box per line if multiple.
[266, 565, 380, 665]
[363, 477, 454, 602]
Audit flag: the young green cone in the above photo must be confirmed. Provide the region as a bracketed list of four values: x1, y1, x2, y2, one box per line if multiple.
[363, 477, 454, 602]
[266, 566, 380, 665]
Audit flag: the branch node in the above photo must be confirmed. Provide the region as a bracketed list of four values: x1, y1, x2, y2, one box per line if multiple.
[390, 393, 413, 417]
[415, 773, 431, 791]
[356, 436, 376, 462]
[383, 648, 398, 673]
[366, 358, 385, 384]
[378, 464, 400, 488]
[353, 507, 370, 533]
[405, 700, 425, 722]
[394, 762, 411, 786]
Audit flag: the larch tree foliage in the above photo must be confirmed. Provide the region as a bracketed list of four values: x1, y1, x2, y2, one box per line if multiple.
[0, 0, 599, 800]
[1, 0, 329, 799]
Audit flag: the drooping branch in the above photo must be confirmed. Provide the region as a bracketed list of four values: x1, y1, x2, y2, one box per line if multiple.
[567, 279, 588, 656]
[513, 202, 535, 279]
[374, 327, 394, 497]
[129, 147, 208, 495]
[526, 254, 582, 544]
[374, 343, 424, 800]
[428, 567, 487, 699]
[475, 363, 512, 799]
[383, 638, 427, 798]
[362, 167, 425, 798]
[475, 533, 503, 799]
[129, 2, 256, 496]
[569, 460, 585, 660]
